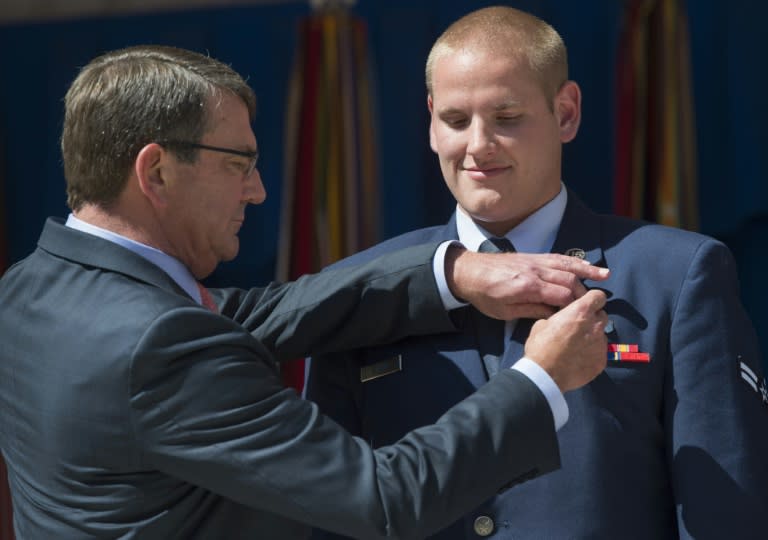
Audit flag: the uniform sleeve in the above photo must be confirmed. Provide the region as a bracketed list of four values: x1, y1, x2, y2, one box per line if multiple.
[215, 243, 456, 362]
[665, 239, 768, 539]
[129, 308, 561, 539]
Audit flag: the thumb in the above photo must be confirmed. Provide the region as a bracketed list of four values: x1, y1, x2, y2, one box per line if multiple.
[555, 288, 607, 319]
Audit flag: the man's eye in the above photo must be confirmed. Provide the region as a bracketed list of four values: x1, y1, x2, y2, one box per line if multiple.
[444, 117, 468, 128]
[230, 160, 250, 173]
[497, 115, 522, 124]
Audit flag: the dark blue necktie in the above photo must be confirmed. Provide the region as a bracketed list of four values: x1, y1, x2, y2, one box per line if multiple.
[479, 237, 515, 255]
[474, 237, 515, 377]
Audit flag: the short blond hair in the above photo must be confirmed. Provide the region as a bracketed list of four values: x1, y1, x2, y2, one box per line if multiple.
[425, 6, 568, 104]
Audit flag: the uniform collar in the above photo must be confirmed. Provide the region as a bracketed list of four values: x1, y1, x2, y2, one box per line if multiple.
[456, 183, 567, 253]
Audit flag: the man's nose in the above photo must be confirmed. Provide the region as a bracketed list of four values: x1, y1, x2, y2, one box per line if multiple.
[466, 120, 496, 156]
[244, 168, 266, 205]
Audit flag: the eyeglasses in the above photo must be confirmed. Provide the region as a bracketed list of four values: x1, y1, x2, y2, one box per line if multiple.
[157, 140, 259, 178]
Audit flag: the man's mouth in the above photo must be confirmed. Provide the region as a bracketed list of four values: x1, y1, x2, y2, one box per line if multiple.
[462, 166, 510, 180]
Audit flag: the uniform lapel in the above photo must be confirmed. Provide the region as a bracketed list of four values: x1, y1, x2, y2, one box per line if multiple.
[550, 191, 605, 271]
[439, 201, 607, 382]
[438, 216, 493, 384]
[500, 319, 535, 370]
[500, 191, 605, 370]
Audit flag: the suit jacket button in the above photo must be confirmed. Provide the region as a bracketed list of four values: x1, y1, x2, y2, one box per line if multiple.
[473, 515, 495, 537]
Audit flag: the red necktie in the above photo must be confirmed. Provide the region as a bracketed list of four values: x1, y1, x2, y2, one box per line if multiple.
[196, 282, 219, 314]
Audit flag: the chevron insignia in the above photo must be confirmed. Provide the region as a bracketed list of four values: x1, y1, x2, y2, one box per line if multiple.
[740, 361, 768, 405]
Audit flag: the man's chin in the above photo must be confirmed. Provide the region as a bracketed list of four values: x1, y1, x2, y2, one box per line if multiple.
[221, 241, 240, 262]
[461, 202, 508, 223]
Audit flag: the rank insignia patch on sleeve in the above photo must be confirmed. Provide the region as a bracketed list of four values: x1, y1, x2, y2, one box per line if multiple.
[739, 360, 768, 405]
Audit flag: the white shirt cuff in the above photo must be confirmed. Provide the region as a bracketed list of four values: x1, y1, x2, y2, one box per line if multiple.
[511, 356, 569, 430]
[433, 240, 467, 311]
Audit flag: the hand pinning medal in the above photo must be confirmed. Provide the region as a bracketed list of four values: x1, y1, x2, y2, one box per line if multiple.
[564, 247, 615, 335]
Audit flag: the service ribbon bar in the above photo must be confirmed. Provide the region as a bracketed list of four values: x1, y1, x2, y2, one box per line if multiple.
[607, 344, 650, 363]
[607, 344, 638, 352]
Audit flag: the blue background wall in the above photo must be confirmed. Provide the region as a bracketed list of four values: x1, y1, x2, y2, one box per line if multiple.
[0, 0, 765, 357]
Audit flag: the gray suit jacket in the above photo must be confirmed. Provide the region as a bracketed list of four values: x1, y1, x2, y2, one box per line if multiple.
[0, 218, 560, 539]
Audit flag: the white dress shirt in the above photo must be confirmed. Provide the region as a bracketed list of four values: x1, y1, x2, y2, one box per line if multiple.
[65, 214, 204, 305]
[436, 184, 570, 429]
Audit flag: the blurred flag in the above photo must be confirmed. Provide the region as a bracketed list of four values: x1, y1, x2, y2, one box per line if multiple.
[277, 2, 379, 393]
[614, 0, 698, 230]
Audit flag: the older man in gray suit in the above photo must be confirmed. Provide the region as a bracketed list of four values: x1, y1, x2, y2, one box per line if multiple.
[0, 45, 610, 539]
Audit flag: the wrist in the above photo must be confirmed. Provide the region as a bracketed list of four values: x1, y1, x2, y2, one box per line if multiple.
[444, 244, 469, 302]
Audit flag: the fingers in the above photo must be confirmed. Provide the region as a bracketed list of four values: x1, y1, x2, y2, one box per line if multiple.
[448, 249, 611, 320]
[515, 278, 588, 309]
[569, 288, 607, 313]
[498, 253, 609, 306]
[557, 255, 610, 281]
[503, 291, 606, 326]
[594, 308, 610, 334]
[505, 303, 558, 321]
[523, 288, 609, 393]
[501, 292, 604, 322]
[571, 280, 589, 299]
[549, 289, 608, 332]
[534, 278, 588, 305]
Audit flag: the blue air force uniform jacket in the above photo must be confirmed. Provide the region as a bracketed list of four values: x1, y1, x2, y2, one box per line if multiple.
[307, 193, 768, 539]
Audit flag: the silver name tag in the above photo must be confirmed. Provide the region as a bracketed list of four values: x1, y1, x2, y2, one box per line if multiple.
[360, 355, 402, 382]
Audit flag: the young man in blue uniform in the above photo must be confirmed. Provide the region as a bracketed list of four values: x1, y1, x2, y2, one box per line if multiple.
[307, 6, 768, 539]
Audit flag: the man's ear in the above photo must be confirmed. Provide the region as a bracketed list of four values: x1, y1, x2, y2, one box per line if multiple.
[134, 143, 170, 208]
[555, 81, 582, 143]
[427, 94, 438, 154]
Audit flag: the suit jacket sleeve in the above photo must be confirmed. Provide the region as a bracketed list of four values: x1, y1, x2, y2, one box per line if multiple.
[214, 242, 455, 361]
[128, 307, 560, 539]
[665, 239, 768, 538]
[304, 352, 371, 540]
[305, 350, 364, 439]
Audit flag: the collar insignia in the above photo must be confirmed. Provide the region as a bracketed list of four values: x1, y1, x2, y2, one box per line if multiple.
[564, 248, 586, 259]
